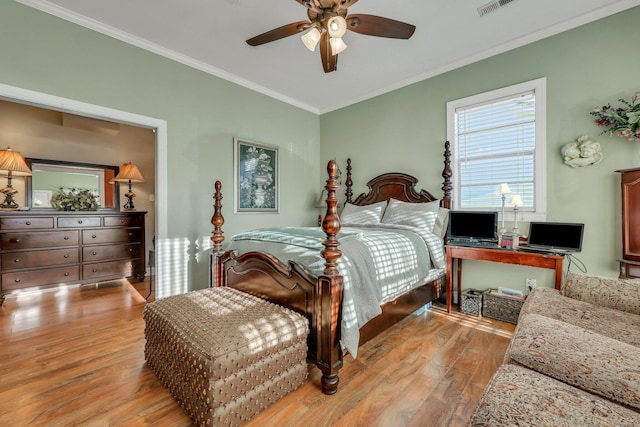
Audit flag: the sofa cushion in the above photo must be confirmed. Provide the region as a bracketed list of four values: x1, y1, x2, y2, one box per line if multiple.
[519, 287, 640, 348]
[506, 313, 640, 411]
[564, 273, 640, 315]
[469, 364, 640, 426]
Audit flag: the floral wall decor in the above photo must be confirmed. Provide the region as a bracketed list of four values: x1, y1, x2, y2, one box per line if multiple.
[590, 95, 640, 142]
[561, 135, 603, 168]
[233, 138, 279, 213]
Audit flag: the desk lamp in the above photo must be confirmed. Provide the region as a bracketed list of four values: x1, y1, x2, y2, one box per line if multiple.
[510, 194, 523, 234]
[497, 183, 511, 235]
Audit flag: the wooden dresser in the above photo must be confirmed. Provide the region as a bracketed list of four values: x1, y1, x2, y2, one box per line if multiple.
[616, 168, 640, 279]
[0, 211, 146, 302]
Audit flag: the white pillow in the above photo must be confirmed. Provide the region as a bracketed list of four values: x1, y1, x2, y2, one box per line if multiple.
[340, 200, 388, 225]
[433, 207, 450, 239]
[381, 198, 440, 231]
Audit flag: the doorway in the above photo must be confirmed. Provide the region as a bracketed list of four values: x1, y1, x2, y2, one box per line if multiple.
[0, 83, 167, 297]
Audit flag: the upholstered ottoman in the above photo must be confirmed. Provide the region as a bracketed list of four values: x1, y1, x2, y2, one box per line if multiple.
[469, 364, 640, 426]
[143, 287, 309, 426]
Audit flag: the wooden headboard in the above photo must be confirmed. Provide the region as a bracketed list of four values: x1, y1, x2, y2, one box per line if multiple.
[344, 141, 452, 208]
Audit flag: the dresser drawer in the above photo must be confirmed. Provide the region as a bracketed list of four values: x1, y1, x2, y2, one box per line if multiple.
[1, 248, 79, 270]
[1, 230, 79, 250]
[2, 266, 80, 291]
[83, 260, 134, 280]
[83, 243, 141, 262]
[58, 217, 101, 228]
[83, 228, 141, 245]
[104, 215, 143, 227]
[0, 217, 54, 230]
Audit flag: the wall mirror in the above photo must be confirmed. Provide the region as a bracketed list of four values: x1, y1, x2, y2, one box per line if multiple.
[25, 159, 120, 210]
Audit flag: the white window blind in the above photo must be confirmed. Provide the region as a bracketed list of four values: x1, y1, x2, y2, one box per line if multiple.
[447, 78, 547, 220]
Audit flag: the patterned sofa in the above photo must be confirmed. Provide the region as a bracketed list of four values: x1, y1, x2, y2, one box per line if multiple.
[470, 273, 640, 426]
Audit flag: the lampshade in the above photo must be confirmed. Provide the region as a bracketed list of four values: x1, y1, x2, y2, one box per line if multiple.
[301, 27, 321, 51]
[110, 162, 144, 183]
[510, 194, 523, 207]
[497, 183, 511, 195]
[329, 37, 348, 55]
[0, 148, 32, 176]
[327, 16, 347, 39]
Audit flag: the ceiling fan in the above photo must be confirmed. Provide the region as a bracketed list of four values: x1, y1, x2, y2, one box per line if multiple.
[246, 0, 416, 73]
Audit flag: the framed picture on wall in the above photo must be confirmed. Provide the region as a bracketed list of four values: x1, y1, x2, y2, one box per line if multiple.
[234, 137, 279, 213]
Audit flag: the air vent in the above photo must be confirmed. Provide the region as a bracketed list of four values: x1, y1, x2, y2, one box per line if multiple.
[478, 0, 517, 17]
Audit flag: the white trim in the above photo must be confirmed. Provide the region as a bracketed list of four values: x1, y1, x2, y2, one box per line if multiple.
[0, 82, 169, 295]
[446, 77, 547, 222]
[16, 0, 638, 115]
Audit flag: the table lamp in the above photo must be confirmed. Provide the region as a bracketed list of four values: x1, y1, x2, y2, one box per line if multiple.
[0, 147, 32, 209]
[510, 194, 523, 234]
[110, 162, 144, 210]
[315, 189, 327, 226]
[497, 183, 511, 235]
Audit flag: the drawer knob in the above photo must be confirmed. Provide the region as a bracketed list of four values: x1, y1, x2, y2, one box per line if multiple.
[64, 236, 70, 240]
[10, 238, 20, 243]
[92, 234, 97, 239]
[121, 219, 125, 223]
[129, 248, 133, 252]
[14, 258, 20, 263]
[78, 220, 83, 224]
[64, 272, 70, 277]
[25, 221, 31, 226]
[92, 251, 97, 256]
[14, 279, 20, 283]
[92, 268, 98, 273]
[64, 254, 70, 258]
[129, 232, 133, 236]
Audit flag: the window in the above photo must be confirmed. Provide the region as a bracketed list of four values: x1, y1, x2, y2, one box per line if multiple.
[447, 78, 547, 221]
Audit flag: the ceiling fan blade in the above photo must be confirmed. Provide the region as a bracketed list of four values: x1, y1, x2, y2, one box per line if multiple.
[346, 14, 416, 39]
[334, 0, 359, 12]
[319, 31, 338, 73]
[246, 21, 310, 46]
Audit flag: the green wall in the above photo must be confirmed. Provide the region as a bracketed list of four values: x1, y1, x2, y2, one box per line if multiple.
[0, 2, 320, 296]
[321, 7, 640, 292]
[2, 2, 639, 297]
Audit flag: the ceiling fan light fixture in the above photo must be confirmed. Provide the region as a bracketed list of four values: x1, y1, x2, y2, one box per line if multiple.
[329, 37, 348, 55]
[327, 16, 347, 39]
[301, 27, 321, 51]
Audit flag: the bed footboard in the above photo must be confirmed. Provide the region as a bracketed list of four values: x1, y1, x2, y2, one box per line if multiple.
[211, 160, 344, 395]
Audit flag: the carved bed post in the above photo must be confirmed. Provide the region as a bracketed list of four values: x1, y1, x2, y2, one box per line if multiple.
[210, 180, 225, 287]
[345, 158, 353, 204]
[318, 159, 344, 394]
[441, 141, 452, 209]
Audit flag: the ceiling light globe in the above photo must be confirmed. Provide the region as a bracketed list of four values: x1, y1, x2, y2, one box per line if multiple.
[301, 27, 321, 51]
[327, 16, 347, 39]
[329, 37, 347, 55]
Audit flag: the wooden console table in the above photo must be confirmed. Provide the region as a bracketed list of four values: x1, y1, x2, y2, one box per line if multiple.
[445, 245, 564, 313]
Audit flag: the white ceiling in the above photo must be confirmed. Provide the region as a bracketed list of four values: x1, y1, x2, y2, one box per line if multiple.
[18, 0, 640, 114]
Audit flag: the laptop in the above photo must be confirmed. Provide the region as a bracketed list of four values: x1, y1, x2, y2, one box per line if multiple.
[521, 222, 584, 254]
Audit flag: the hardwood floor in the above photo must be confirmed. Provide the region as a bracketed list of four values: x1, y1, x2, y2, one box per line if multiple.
[0, 280, 514, 426]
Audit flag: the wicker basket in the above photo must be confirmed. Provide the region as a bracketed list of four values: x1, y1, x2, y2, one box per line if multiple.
[482, 289, 526, 324]
[461, 289, 485, 316]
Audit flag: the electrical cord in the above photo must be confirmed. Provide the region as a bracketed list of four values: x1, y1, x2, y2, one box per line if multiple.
[564, 253, 587, 279]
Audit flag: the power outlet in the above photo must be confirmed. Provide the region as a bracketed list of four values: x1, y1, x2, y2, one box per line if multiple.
[525, 278, 537, 292]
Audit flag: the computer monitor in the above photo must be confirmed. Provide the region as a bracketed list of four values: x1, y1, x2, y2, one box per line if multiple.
[527, 222, 584, 253]
[447, 211, 498, 242]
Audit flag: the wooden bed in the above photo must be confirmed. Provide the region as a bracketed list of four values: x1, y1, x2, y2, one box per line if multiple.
[210, 142, 452, 395]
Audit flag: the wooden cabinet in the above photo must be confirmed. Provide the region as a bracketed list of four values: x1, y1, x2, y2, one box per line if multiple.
[616, 168, 640, 279]
[0, 212, 146, 298]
